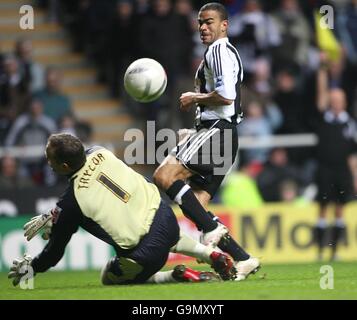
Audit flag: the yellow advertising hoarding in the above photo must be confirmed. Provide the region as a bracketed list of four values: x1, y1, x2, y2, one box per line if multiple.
[169, 202, 357, 264]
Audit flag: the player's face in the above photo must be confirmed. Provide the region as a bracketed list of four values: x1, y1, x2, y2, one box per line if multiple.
[198, 10, 228, 45]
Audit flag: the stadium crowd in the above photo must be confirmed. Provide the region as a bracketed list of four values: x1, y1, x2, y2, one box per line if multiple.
[0, 38, 93, 186]
[1, 0, 357, 211]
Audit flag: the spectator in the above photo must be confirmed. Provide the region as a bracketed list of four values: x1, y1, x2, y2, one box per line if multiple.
[256, 147, 307, 202]
[221, 0, 245, 15]
[171, 0, 197, 131]
[279, 179, 298, 202]
[47, 0, 61, 22]
[74, 120, 93, 144]
[175, 0, 200, 71]
[107, 0, 137, 98]
[55, 116, 92, 186]
[135, 0, 150, 15]
[313, 54, 357, 261]
[274, 69, 306, 134]
[34, 66, 73, 124]
[0, 42, 6, 142]
[241, 57, 274, 108]
[338, 0, 357, 116]
[15, 38, 45, 93]
[4, 98, 57, 148]
[0, 54, 29, 119]
[238, 100, 282, 165]
[60, 0, 91, 53]
[278, 179, 309, 206]
[191, 27, 206, 75]
[58, 114, 77, 136]
[137, 0, 193, 128]
[173, 0, 198, 76]
[4, 99, 57, 185]
[0, 40, 4, 75]
[229, 0, 281, 80]
[0, 155, 33, 189]
[58, 115, 93, 145]
[85, 0, 115, 83]
[271, 0, 312, 75]
[274, 68, 317, 167]
[221, 164, 264, 209]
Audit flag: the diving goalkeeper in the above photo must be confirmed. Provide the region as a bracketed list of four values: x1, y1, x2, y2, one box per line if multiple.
[8, 134, 236, 286]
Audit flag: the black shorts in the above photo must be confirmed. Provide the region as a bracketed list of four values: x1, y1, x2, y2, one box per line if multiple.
[316, 164, 354, 205]
[119, 200, 180, 283]
[170, 119, 238, 198]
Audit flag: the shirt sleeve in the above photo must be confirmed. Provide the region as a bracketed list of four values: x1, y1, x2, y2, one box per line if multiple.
[207, 44, 237, 100]
[31, 184, 81, 273]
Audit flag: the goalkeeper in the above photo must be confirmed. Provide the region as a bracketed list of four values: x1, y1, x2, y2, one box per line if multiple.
[8, 133, 236, 286]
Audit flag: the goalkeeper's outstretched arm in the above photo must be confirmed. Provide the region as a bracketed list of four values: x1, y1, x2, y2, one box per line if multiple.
[30, 206, 81, 273]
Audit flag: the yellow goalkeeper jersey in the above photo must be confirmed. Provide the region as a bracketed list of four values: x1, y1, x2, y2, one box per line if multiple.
[72, 147, 161, 249]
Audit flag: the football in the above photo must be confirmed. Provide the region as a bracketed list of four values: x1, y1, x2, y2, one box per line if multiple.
[124, 58, 167, 103]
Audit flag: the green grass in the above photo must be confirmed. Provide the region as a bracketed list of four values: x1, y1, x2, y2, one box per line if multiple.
[1, 262, 356, 300]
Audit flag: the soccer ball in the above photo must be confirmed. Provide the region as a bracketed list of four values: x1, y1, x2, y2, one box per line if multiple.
[124, 58, 167, 103]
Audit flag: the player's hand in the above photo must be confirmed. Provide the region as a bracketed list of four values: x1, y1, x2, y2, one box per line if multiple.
[179, 92, 197, 112]
[24, 211, 53, 241]
[8, 254, 33, 286]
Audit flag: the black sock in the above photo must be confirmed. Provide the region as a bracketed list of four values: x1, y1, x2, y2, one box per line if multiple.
[313, 226, 327, 251]
[218, 235, 250, 262]
[166, 180, 217, 232]
[330, 225, 346, 257]
[207, 211, 250, 262]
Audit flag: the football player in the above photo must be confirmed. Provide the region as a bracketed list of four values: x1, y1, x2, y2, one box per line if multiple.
[153, 2, 260, 280]
[8, 133, 236, 286]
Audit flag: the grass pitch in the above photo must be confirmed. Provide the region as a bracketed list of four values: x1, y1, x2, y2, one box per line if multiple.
[1, 262, 356, 300]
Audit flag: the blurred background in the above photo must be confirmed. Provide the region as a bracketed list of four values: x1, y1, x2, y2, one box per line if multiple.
[0, 0, 357, 270]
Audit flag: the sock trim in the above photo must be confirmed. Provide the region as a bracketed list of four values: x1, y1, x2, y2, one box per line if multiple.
[174, 185, 191, 205]
[166, 180, 186, 200]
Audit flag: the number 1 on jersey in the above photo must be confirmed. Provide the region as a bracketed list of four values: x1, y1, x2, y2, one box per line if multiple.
[97, 172, 130, 203]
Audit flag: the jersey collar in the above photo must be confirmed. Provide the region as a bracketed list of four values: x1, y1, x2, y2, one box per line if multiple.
[209, 37, 229, 47]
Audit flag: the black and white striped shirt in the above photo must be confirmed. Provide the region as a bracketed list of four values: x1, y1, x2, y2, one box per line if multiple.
[195, 37, 243, 123]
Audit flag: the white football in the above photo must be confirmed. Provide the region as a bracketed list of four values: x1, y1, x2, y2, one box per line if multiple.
[124, 58, 167, 103]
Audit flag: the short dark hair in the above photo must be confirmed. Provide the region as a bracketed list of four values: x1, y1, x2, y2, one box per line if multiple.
[48, 133, 86, 172]
[199, 2, 228, 21]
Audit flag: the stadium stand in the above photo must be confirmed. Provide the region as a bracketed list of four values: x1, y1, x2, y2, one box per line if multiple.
[0, 0, 138, 162]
